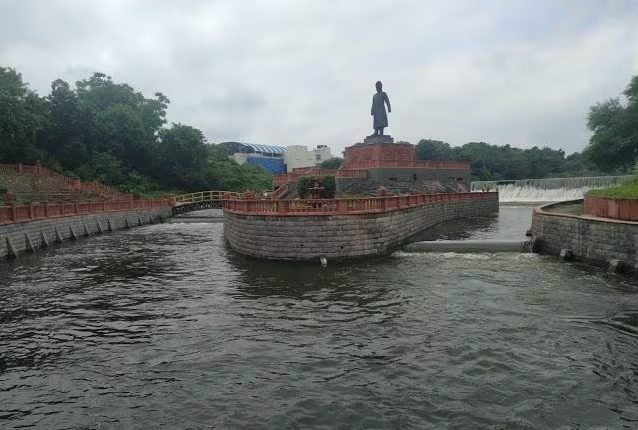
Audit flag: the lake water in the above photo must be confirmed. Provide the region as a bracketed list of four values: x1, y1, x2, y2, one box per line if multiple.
[1, 205, 637, 429]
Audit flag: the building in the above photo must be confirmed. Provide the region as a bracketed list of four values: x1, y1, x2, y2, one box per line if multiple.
[220, 142, 334, 174]
[283, 144, 333, 172]
[221, 142, 287, 174]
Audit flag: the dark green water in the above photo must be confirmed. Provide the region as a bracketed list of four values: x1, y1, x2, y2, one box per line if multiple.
[1, 206, 637, 429]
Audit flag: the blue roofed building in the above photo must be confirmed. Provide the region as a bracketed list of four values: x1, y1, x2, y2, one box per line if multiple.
[220, 142, 287, 174]
[219, 142, 334, 174]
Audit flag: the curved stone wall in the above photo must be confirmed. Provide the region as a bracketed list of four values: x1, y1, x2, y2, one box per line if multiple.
[223, 194, 499, 261]
[531, 200, 638, 274]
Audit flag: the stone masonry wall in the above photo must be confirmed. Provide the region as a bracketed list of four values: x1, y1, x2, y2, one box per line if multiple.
[224, 195, 498, 261]
[367, 168, 470, 189]
[0, 208, 172, 259]
[531, 200, 638, 273]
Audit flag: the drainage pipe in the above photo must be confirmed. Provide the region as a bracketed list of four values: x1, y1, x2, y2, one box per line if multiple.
[404, 239, 536, 253]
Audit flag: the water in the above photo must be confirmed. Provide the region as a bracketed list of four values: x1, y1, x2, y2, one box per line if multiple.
[1, 207, 638, 429]
[472, 176, 633, 203]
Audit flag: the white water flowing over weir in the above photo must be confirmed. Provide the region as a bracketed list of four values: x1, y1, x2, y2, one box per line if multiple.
[471, 175, 633, 203]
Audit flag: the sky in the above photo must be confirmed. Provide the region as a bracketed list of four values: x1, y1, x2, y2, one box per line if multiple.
[0, 0, 636, 155]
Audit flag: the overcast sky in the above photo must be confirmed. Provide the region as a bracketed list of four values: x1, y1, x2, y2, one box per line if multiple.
[1, 0, 636, 155]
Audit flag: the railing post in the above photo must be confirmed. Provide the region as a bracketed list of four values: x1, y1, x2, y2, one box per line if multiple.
[18, 163, 23, 174]
[278, 201, 287, 214]
[44, 202, 48, 218]
[10, 204, 16, 222]
[28, 203, 34, 220]
[74, 203, 78, 215]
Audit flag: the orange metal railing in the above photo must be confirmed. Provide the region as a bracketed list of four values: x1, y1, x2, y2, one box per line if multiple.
[171, 191, 243, 206]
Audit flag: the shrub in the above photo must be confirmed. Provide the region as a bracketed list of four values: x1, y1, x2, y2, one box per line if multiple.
[298, 175, 311, 199]
[322, 175, 336, 199]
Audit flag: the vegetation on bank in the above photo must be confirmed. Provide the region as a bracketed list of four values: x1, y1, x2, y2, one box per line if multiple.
[319, 157, 345, 169]
[296, 175, 336, 199]
[587, 177, 638, 199]
[1, 66, 635, 195]
[415, 74, 637, 181]
[583, 74, 638, 199]
[0, 67, 271, 196]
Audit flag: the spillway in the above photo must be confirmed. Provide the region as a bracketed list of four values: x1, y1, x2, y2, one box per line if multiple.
[471, 176, 632, 203]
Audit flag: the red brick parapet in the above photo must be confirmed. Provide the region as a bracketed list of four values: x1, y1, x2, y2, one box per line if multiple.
[0, 199, 171, 226]
[584, 196, 638, 221]
[223, 192, 497, 216]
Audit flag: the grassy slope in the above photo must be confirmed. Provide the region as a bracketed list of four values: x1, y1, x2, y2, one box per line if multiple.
[587, 176, 638, 198]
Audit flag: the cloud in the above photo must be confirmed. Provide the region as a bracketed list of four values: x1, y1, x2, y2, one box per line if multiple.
[0, 0, 636, 154]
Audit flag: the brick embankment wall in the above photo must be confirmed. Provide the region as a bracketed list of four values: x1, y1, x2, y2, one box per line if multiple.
[224, 195, 499, 261]
[0, 208, 172, 259]
[531, 200, 638, 274]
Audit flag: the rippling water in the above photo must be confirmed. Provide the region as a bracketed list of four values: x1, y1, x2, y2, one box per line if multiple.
[1, 206, 637, 429]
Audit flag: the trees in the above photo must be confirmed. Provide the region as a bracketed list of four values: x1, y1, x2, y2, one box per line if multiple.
[0, 67, 273, 195]
[415, 139, 591, 181]
[319, 157, 344, 169]
[44, 79, 87, 169]
[585, 75, 638, 172]
[157, 124, 208, 190]
[416, 139, 453, 161]
[205, 144, 272, 192]
[297, 176, 311, 198]
[321, 175, 336, 198]
[0, 67, 48, 163]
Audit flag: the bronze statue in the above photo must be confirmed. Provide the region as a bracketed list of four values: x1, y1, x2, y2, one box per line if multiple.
[371, 81, 391, 136]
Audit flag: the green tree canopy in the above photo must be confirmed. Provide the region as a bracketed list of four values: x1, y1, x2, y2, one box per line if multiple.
[319, 157, 344, 169]
[0, 67, 48, 163]
[0, 67, 273, 195]
[584, 74, 638, 171]
[416, 139, 600, 181]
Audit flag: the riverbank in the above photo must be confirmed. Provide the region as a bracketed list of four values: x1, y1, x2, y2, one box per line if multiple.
[531, 199, 638, 275]
[0, 205, 171, 259]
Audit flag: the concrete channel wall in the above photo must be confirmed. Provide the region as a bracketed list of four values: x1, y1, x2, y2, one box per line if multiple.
[0, 208, 172, 259]
[224, 193, 499, 261]
[531, 200, 638, 274]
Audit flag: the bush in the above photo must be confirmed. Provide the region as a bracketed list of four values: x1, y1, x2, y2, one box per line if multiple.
[322, 175, 336, 199]
[298, 175, 311, 199]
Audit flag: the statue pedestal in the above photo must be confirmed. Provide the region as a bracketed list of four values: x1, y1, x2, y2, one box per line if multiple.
[364, 135, 394, 144]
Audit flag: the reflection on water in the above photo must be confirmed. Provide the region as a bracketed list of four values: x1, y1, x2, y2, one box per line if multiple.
[1, 206, 637, 429]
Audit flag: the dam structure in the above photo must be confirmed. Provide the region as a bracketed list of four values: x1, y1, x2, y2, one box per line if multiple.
[472, 176, 632, 203]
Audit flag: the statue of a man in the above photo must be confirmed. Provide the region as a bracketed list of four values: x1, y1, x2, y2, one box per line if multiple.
[371, 81, 391, 136]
